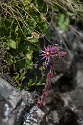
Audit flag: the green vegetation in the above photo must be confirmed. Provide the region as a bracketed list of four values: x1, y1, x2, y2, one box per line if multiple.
[0, 0, 83, 89]
[0, 0, 48, 89]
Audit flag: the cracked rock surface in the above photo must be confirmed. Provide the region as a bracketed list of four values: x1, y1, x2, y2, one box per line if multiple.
[0, 77, 35, 125]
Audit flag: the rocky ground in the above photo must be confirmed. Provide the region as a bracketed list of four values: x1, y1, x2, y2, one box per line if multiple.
[0, 24, 83, 125]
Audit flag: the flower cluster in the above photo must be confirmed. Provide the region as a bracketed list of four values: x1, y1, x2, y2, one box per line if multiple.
[41, 45, 66, 63]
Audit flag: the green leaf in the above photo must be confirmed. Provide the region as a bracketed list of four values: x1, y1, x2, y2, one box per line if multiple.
[28, 43, 39, 51]
[13, 74, 20, 81]
[65, 17, 70, 26]
[17, 43, 28, 53]
[25, 59, 33, 69]
[58, 14, 70, 31]
[28, 38, 38, 43]
[8, 39, 16, 49]
[16, 59, 26, 70]
[0, 16, 2, 27]
[6, 54, 13, 65]
[26, 51, 33, 60]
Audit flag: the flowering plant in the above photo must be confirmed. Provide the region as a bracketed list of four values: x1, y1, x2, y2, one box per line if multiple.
[37, 45, 66, 108]
[41, 45, 66, 63]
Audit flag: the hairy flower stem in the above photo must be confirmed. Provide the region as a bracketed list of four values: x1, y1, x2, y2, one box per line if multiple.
[36, 60, 55, 108]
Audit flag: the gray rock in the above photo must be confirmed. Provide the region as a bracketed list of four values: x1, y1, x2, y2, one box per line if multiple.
[23, 105, 45, 125]
[0, 77, 35, 125]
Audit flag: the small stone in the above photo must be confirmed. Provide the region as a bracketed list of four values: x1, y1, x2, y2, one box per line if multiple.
[23, 106, 45, 125]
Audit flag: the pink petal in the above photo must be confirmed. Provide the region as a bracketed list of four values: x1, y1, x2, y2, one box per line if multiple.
[42, 50, 46, 53]
[41, 54, 47, 56]
[41, 56, 46, 60]
[44, 47, 47, 51]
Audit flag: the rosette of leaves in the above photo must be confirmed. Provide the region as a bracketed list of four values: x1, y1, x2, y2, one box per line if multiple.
[0, 0, 48, 89]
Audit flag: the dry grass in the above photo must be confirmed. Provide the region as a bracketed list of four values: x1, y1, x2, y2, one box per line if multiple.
[0, 0, 83, 45]
[44, 0, 83, 21]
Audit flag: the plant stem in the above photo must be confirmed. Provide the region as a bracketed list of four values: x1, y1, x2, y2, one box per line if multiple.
[36, 60, 55, 108]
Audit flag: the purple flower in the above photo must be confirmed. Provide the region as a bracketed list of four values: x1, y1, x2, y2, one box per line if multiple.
[41, 45, 66, 62]
[58, 51, 66, 58]
[41, 45, 55, 62]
